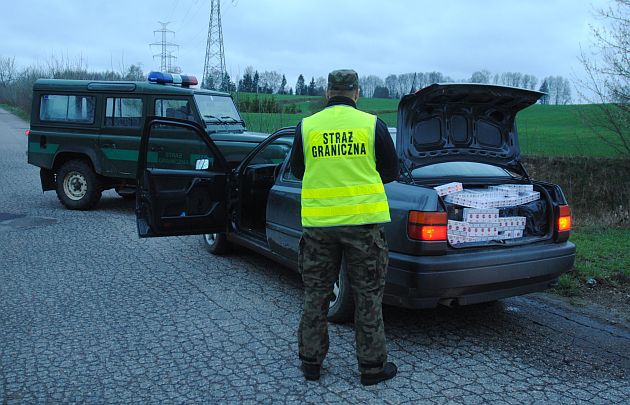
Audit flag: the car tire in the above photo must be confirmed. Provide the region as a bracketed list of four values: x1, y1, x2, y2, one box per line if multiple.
[202, 233, 230, 255]
[55, 160, 102, 210]
[327, 260, 355, 324]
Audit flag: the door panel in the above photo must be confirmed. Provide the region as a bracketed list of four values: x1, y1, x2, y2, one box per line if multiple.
[136, 118, 229, 237]
[266, 160, 302, 262]
[100, 96, 145, 177]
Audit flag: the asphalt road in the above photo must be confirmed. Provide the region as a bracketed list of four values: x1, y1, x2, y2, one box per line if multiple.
[0, 107, 628, 404]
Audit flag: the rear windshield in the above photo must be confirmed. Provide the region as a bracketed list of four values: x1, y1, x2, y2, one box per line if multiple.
[412, 162, 512, 179]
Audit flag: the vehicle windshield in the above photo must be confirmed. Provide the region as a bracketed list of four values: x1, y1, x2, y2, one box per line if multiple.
[194, 94, 242, 123]
[411, 162, 512, 179]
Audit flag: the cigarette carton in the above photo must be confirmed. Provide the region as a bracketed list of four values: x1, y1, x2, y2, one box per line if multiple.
[490, 184, 534, 194]
[434, 182, 463, 196]
[463, 208, 500, 223]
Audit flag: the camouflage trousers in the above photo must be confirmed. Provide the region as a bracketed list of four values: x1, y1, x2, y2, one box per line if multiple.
[298, 224, 389, 374]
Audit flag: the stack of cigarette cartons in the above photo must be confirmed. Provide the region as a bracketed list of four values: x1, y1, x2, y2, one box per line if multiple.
[496, 216, 526, 240]
[446, 208, 527, 245]
[442, 185, 540, 209]
[447, 219, 499, 244]
[436, 182, 539, 245]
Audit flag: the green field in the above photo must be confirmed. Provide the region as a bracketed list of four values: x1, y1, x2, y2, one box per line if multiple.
[237, 93, 623, 157]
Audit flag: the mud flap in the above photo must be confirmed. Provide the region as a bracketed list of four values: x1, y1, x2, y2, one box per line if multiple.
[40, 168, 55, 192]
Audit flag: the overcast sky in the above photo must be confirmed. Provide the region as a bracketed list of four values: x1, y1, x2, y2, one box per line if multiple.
[0, 0, 612, 92]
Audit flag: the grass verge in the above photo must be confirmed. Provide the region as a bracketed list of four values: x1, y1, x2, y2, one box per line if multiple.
[0, 103, 29, 121]
[554, 226, 630, 297]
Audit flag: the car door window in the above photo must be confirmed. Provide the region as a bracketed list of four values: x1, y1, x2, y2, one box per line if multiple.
[105, 97, 143, 127]
[281, 160, 300, 182]
[155, 99, 194, 121]
[145, 123, 218, 172]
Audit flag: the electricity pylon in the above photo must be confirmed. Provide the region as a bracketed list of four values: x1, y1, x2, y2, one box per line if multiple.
[202, 0, 227, 89]
[150, 22, 179, 73]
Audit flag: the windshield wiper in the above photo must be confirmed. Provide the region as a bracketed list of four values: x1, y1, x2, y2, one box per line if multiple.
[203, 114, 228, 124]
[220, 116, 245, 124]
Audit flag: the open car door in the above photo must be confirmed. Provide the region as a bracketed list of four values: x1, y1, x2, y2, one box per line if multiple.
[136, 117, 229, 237]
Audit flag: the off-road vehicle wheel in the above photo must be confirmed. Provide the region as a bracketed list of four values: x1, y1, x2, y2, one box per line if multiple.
[202, 233, 231, 255]
[327, 261, 354, 323]
[55, 160, 102, 210]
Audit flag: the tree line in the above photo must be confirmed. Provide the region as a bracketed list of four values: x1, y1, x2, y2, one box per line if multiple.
[208, 65, 573, 104]
[0, 55, 575, 117]
[0, 56, 145, 115]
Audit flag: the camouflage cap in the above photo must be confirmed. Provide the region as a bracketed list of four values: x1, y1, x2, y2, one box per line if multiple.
[327, 69, 359, 91]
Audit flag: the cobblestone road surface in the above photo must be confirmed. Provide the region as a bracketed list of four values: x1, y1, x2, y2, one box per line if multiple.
[0, 108, 628, 403]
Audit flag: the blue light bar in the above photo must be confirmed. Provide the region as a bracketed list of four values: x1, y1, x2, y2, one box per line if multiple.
[148, 71, 173, 84]
[148, 71, 198, 87]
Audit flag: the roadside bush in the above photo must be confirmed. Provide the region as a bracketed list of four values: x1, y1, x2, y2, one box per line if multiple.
[235, 94, 281, 113]
[283, 104, 301, 114]
[523, 156, 630, 226]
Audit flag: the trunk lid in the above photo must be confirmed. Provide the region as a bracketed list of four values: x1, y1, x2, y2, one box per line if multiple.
[396, 84, 543, 171]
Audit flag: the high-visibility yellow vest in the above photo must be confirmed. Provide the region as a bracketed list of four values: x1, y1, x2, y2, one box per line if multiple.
[301, 105, 391, 227]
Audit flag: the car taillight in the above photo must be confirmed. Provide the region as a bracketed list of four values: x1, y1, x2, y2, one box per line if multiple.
[557, 205, 571, 232]
[554, 204, 571, 242]
[25, 129, 30, 136]
[408, 211, 447, 241]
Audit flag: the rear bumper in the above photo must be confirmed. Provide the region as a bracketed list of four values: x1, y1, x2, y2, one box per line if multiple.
[383, 241, 576, 308]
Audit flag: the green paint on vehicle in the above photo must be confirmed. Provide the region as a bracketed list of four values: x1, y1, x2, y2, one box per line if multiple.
[102, 148, 158, 163]
[102, 148, 139, 161]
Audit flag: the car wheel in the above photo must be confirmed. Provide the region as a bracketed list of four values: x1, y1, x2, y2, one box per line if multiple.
[55, 160, 102, 210]
[202, 233, 230, 255]
[327, 261, 354, 324]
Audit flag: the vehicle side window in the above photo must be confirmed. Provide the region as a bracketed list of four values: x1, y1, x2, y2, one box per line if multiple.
[39, 94, 95, 124]
[155, 99, 194, 121]
[281, 162, 300, 182]
[105, 97, 143, 127]
[250, 144, 291, 165]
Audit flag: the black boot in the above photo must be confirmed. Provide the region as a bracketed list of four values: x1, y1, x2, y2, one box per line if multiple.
[360, 362, 397, 386]
[301, 362, 321, 381]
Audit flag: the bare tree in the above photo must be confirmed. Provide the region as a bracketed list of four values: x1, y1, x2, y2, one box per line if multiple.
[577, 0, 629, 156]
[359, 75, 384, 98]
[384, 74, 398, 98]
[0, 56, 17, 87]
[315, 76, 327, 94]
[470, 70, 491, 83]
[259, 70, 282, 93]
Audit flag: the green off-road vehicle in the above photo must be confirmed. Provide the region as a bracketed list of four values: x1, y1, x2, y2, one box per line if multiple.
[27, 72, 268, 210]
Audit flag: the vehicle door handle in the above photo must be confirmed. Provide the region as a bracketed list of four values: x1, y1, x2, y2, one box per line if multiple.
[102, 143, 116, 148]
[190, 177, 210, 186]
[187, 177, 210, 192]
[150, 146, 164, 152]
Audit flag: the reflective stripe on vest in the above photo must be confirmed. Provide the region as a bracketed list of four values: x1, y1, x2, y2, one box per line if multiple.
[301, 105, 390, 227]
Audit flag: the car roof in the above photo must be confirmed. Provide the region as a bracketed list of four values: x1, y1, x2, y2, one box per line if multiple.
[33, 79, 231, 97]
